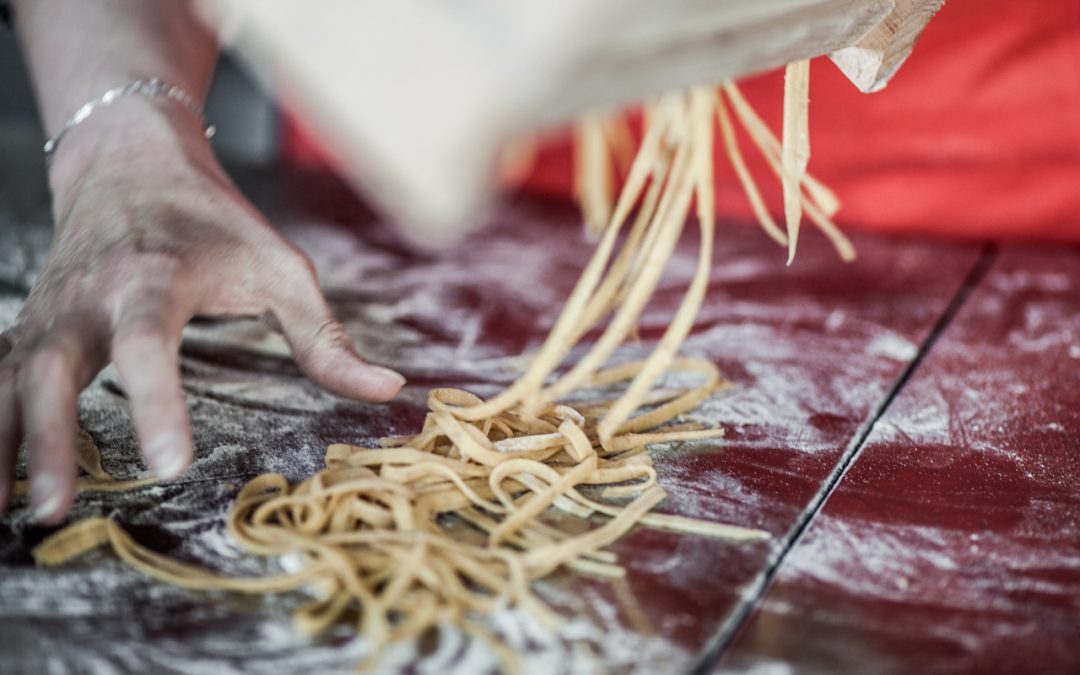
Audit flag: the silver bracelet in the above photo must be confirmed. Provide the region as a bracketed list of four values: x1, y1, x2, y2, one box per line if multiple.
[43, 78, 216, 167]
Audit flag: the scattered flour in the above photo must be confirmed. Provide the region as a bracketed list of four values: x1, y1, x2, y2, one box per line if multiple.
[865, 333, 918, 362]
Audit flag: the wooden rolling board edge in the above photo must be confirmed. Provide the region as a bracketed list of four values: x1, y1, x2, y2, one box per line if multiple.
[194, 0, 899, 245]
[543, 0, 895, 123]
[829, 0, 947, 92]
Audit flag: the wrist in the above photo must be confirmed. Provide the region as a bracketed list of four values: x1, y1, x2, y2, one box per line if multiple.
[47, 93, 217, 216]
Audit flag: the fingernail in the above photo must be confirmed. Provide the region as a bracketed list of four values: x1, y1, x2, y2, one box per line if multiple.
[371, 366, 406, 388]
[147, 434, 189, 480]
[31, 473, 64, 522]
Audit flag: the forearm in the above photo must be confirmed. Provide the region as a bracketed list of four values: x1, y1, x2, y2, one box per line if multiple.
[11, 0, 218, 197]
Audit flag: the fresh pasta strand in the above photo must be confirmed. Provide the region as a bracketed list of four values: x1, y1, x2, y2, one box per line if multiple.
[573, 110, 641, 239]
[573, 112, 616, 237]
[721, 81, 841, 219]
[721, 80, 855, 261]
[34, 363, 766, 665]
[13, 428, 158, 497]
[781, 60, 811, 264]
[576, 68, 849, 264]
[716, 89, 789, 248]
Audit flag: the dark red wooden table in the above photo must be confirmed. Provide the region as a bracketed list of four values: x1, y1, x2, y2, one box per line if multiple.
[718, 246, 1080, 675]
[0, 152, 1076, 673]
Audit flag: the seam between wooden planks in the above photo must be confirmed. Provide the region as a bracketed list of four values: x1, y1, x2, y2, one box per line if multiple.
[691, 242, 997, 675]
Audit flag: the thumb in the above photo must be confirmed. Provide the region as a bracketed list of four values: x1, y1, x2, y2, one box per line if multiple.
[268, 263, 404, 402]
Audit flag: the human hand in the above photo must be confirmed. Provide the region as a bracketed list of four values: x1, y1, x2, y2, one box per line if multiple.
[0, 98, 405, 524]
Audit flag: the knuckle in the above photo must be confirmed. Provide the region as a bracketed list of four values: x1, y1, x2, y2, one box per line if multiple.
[112, 324, 171, 358]
[277, 249, 321, 289]
[108, 272, 177, 310]
[268, 255, 328, 318]
[295, 350, 333, 380]
[293, 322, 356, 381]
[315, 319, 350, 347]
[290, 335, 323, 367]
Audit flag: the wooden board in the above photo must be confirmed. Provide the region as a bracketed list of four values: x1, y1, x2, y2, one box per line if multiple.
[195, 0, 900, 244]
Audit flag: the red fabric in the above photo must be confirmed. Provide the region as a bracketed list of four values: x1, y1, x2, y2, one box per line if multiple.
[284, 0, 1080, 241]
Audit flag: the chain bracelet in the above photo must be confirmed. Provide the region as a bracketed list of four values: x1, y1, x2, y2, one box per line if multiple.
[43, 78, 216, 167]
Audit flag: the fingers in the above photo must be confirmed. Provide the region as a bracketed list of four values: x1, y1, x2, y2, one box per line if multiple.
[0, 278, 194, 524]
[269, 257, 404, 403]
[111, 291, 194, 480]
[16, 316, 109, 525]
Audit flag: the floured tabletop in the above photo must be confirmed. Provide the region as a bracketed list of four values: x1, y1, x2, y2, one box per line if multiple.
[0, 140, 1077, 673]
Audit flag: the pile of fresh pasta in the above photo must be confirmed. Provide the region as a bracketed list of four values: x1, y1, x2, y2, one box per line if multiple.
[33, 65, 851, 669]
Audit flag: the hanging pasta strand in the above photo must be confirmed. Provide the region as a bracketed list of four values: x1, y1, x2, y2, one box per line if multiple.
[721, 81, 855, 261]
[568, 139, 675, 345]
[531, 101, 697, 411]
[573, 112, 616, 237]
[597, 88, 717, 442]
[716, 89, 788, 247]
[603, 114, 638, 179]
[440, 97, 683, 424]
[721, 81, 840, 219]
[781, 60, 811, 264]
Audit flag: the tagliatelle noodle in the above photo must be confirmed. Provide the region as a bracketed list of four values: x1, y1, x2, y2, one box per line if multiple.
[13, 428, 157, 497]
[781, 60, 811, 263]
[721, 80, 856, 261]
[574, 112, 615, 236]
[716, 90, 789, 247]
[720, 81, 841, 218]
